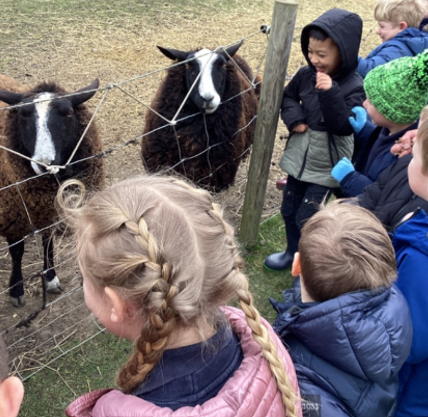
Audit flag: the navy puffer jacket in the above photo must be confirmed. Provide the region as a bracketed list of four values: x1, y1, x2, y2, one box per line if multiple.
[357, 154, 428, 231]
[271, 279, 412, 417]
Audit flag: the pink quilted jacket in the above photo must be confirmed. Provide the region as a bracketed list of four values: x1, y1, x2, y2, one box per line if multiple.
[66, 306, 302, 417]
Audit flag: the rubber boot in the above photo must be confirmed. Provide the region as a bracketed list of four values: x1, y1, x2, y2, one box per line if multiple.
[264, 221, 300, 271]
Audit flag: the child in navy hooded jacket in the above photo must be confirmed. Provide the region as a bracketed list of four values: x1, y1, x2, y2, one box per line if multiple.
[264, 9, 365, 272]
[270, 201, 412, 417]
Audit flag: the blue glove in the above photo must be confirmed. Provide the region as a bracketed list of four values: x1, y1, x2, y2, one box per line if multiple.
[331, 157, 355, 182]
[348, 106, 367, 134]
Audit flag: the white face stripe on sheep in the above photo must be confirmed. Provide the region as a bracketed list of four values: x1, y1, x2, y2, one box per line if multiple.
[31, 92, 56, 175]
[192, 49, 222, 114]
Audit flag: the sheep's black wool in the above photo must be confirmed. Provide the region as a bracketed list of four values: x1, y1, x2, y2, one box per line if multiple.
[142, 41, 260, 192]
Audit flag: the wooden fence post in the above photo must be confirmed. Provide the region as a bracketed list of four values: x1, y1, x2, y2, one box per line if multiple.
[238, 0, 298, 246]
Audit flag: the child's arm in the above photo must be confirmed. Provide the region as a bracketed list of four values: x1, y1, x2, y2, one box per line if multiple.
[281, 70, 306, 132]
[332, 147, 398, 197]
[336, 151, 397, 197]
[352, 114, 377, 150]
[356, 162, 391, 211]
[357, 42, 413, 78]
[331, 158, 376, 197]
[316, 73, 365, 136]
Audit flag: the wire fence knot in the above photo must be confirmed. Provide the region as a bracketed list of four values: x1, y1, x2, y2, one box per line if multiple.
[46, 165, 63, 175]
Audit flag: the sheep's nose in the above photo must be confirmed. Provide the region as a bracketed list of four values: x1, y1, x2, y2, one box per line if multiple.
[201, 95, 214, 103]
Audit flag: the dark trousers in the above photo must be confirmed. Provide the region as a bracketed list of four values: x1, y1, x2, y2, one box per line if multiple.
[281, 175, 333, 231]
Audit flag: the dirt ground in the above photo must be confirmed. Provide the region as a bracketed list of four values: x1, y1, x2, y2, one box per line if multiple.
[0, 0, 378, 376]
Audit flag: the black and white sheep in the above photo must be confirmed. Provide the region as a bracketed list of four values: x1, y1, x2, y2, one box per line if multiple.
[0, 75, 105, 306]
[141, 41, 260, 191]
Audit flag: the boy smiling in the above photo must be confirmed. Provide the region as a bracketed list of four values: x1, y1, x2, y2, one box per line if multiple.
[265, 9, 365, 271]
[357, 0, 428, 78]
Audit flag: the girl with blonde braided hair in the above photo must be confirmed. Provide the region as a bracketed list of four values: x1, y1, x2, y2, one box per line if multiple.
[61, 176, 302, 417]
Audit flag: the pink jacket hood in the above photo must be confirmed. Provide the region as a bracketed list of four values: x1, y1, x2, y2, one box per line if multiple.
[66, 306, 302, 417]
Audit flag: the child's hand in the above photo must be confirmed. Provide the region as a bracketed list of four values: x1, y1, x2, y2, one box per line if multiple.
[348, 106, 367, 134]
[292, 123, 308, 133]
[390, 129, 417, 157]
[331, 157, 355, 182]
[315, 72, 333, 90]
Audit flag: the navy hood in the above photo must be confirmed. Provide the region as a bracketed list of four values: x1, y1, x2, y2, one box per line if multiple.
[301, 9, 363, 79]
[272, 284, 411, 382]
[271, 283, 412, 416]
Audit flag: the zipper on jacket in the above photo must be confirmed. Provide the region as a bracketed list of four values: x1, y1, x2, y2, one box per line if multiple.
[328, 132, 339, 167]
[297, 148, 309, 180]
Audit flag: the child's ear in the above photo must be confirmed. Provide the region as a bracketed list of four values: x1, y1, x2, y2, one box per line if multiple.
[0, 376, 24, 417]
[104, 287, 127, 323]
[398, 21, 408, 31]
[291, 252, 301, 277]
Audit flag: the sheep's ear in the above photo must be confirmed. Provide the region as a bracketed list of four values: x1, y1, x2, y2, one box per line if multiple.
[0, 90, 23, 105]
[69, 78, 100, 107]
[221, 40, 244, 61]
[157, 46, 188, 62]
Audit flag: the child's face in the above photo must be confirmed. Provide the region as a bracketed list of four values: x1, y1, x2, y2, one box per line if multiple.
[363, 98, 391, 128]
[408, 137, 428, 200]
[308, 37, 341, 76]
[376, 21, 402, 42]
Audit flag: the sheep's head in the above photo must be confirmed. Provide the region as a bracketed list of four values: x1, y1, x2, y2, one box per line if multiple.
[0, 78, 99, 175]
[157, 41, 243, 114]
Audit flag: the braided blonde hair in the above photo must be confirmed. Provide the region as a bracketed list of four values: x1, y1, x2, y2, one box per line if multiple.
[57, 176, 298, 416]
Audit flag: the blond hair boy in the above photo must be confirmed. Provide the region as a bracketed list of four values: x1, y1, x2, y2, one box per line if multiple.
[271, 201, 412, 417]
[357, 0, 428, 78]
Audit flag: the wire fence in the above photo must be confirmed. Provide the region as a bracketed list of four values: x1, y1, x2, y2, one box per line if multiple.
[0, 26, 270, 379]
[1, 16, 378, 381]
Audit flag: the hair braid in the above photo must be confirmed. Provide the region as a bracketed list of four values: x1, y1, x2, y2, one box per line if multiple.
[117, 216, 178, 394]
[237, 279, 298, 417]
[208, 202, 299, 417]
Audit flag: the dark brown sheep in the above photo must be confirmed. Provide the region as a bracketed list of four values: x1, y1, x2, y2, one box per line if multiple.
[141, 41, 260, 192]
[0, 75, 105, 306]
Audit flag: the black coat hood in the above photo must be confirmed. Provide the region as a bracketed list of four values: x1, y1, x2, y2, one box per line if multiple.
[301, 9, 363, 79]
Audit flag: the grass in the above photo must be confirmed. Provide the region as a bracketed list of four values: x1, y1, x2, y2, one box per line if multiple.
[19, 333, 133, 416]
[19, 211, 292, 417]
[243, 212, 294, 322]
